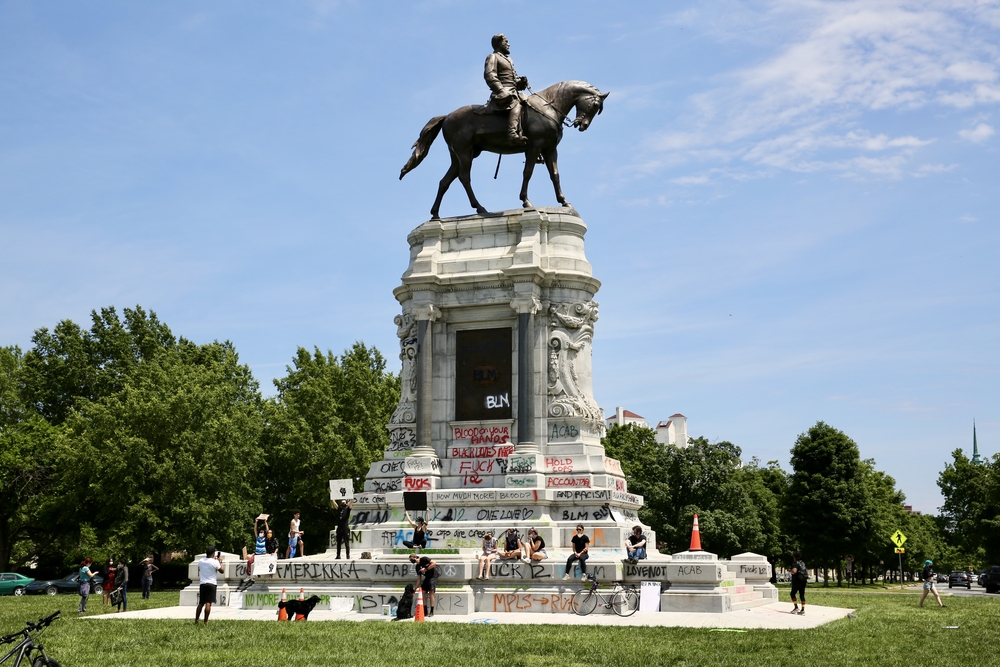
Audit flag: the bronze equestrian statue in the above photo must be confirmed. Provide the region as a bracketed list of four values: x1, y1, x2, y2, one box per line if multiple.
[400, 33, 609, 220]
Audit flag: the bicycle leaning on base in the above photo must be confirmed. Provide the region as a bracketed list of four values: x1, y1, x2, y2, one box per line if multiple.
[571, 576, 639, 617]
[0, 610, 62, 667]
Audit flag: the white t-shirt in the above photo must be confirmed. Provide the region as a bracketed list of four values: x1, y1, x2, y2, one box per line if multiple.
[198, 557, 222, 585]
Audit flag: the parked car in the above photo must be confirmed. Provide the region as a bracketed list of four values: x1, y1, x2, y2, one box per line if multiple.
[23, 572, 104, 596]
[984, 566, 1000, 594]
[979, 573, 988, 587]
[0, 573, 35, 596]
[936, 573, 948, 583]
[948, 571, 972, 589]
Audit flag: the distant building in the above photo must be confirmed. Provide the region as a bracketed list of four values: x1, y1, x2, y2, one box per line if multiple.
[605, 407, 648, 429]
[605, 407, 690, 448]
[655, 414, 689, 448]
[903, 505, 922, 516]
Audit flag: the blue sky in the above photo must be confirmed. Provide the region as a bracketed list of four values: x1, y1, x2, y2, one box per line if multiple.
[2, 1, 998, 513]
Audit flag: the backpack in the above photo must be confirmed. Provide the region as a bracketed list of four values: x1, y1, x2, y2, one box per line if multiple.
[794, 561, 808, 582]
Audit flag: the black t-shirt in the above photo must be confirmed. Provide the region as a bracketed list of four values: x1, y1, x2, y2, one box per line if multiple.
[505, 533, 520, 550]
[417, 557, 436, 578]
[265, 537, 280, 554]
[922, 565, 933, 581]
[337, 505, 352, 533]
[628, 533, 646, 546]
[571, 534, 590, 554]
[533, 536, 545, 550]
[793, 560, 808, 582]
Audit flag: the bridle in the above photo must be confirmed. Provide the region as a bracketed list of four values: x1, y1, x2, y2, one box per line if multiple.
[527, 89, 603, 128]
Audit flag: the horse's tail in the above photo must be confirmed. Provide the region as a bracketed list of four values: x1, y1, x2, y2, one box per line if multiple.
[399, 115, 445, 179]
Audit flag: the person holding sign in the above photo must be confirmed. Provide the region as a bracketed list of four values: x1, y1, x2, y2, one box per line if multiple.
[403, 511, 429, 550]
[335, 498, 354, 559]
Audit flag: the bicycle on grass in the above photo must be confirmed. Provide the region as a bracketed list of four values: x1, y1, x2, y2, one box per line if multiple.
[0, 610, 62, 666]
[571, 576, 639, 617]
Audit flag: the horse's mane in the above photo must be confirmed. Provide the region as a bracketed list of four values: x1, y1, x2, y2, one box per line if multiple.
[532, 80, 600, 103]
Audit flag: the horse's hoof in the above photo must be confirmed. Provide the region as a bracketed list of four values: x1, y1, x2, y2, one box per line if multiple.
[475, 206, 488, 216]
[522, 200, 534, 209]
[561, 201, 573, 208]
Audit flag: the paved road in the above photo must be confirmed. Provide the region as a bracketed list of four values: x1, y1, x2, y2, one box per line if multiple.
[905, 584, 997, 598]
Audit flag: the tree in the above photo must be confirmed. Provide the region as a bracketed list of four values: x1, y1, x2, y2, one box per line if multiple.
[939, 448, 1000, 564]
[782, 422, 870, 584]
[603, 425, 781, 557]
[261, 343, 399, 550]
[0, 345, 66, 570]
[59, 338, 265, 559]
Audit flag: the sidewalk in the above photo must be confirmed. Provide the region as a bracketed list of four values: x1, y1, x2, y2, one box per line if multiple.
[85, 601, 853, 630]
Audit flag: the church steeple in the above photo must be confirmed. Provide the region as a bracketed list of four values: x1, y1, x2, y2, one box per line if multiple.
[972, 420, 982, 465]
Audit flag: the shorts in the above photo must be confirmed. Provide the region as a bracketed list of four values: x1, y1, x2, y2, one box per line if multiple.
[420, 577, 437, 592]
[199, 583, 217, 604]
[289, 536, 299, 546]
[923, 580, 936, 591]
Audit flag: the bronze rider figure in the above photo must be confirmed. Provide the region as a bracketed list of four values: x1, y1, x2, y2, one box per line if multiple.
[484, 33, 529, 144]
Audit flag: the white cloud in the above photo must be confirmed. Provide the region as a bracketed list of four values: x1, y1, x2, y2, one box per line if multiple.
[671, 175, 711, 185]
[641, 1, 1000, 181]
[958, 123, 996, 142]
[913, 163, 959, 177]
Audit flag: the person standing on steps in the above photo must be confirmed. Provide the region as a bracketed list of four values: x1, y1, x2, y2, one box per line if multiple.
[918, 559, 946, 608]
[195, 547, 223, 625]
[790, 552, 808, 615]
[410, 553, 438, 617]
[403, 511, 428, 551]
[285, 510, 304, 558]
[335, 498, 354, 559]
[563, 525, 590, 580]
[140, 557, 158, 599]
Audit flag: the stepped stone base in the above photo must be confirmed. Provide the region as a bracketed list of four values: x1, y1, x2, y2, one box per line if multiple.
[178, 549, 776, 615]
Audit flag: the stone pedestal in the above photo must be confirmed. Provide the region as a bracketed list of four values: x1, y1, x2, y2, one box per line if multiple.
[176, 208, 773, 616]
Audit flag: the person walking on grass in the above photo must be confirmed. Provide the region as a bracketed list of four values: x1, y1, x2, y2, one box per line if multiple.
[790, 551, 807, 615]
[918, 559, 945, 608]
[195, 547, 223, 624]
[77, 558, 96, 613]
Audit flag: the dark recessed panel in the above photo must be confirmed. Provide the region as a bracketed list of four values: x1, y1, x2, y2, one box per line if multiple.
[455, 328, 512, 421]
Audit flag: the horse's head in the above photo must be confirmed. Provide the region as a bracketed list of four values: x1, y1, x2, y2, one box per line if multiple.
[572, 90, 609, 131]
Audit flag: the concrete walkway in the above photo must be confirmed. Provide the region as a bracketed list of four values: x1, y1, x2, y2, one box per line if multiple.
[85, 601, 852, 630]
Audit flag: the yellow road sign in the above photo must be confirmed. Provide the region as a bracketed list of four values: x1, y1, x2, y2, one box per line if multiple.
[891, 530, 907, 547]
[895, 548, 905, 554]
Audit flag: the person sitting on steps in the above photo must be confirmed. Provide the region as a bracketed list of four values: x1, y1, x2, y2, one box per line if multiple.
[403, 511, 428, 551]
[498, 527, 521, 559]
[476, 532, 498, 579]
[521, 528, 547, 562]
[563, 525, 590, 580]
[625, 525, 647, 564]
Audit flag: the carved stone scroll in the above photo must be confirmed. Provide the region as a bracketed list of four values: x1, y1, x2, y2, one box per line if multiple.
[547, 301, 605, 434]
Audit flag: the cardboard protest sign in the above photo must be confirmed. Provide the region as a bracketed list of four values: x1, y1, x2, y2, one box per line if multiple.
[329, 479, 354, 501]
[253, 553, 277, 577]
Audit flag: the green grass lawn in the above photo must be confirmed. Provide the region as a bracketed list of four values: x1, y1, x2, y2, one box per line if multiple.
[1, 588, 998, 666]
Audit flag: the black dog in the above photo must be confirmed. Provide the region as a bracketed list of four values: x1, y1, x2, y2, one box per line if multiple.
[278, 595, 322, 620]
[393, 585, 415, 621]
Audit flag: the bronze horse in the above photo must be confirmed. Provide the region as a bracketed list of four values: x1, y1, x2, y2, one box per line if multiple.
[400, 80, 608, 219]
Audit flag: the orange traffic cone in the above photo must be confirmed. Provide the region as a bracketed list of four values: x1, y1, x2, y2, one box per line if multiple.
[690, 513, 703, 551]
[295, 588, 306, 621]
[277, 588, 288, 621]
[415, 588, 425, 622]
